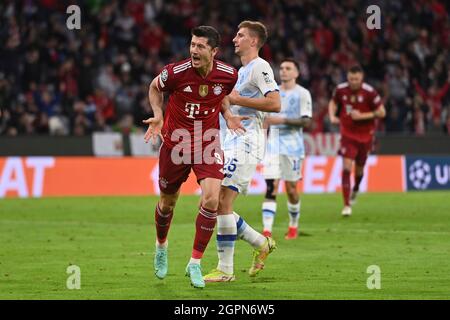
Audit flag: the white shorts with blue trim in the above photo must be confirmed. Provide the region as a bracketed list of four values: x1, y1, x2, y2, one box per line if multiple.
[262, 154, 303, 182]
[221, 145, 259, 195]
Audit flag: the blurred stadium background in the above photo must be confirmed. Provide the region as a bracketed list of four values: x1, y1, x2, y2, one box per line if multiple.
[0, 0, 449, 300]
[1, 0, 449, 137]
[1, 0, 449, 196]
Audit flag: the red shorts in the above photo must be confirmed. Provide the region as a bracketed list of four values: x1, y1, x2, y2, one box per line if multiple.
[158, 143, 224, 194]
[338, 136, 373, 166]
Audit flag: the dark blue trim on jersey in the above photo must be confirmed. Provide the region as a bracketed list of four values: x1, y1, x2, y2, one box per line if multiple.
[217, 234, 237, 241]
[264, 89, 280, 96]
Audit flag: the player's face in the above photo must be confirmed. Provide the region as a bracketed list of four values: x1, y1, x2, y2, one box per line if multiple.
[279, 62, 299, 82]
[232, 28, 254, 56]
[347, 71, 363, 90]
[190, 36, 217, 69]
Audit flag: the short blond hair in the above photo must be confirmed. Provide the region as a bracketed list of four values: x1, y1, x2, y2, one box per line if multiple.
[238, 20, 268, 49]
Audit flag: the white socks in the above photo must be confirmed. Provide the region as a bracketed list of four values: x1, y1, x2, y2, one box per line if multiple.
[287, 201, 301, 228]
[262, 201, 277, 232]
[216, 214, 237, 274]
[233, 211, 266, 249]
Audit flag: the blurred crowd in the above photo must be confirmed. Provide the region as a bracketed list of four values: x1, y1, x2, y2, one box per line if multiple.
[0, 0, 449, 136]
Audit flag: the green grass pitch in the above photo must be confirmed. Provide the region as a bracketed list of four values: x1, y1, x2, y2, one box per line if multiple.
[1, 192, 449, 300]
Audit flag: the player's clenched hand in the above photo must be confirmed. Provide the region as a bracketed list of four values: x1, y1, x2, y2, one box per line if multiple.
[142, 116, 163, 144]
[228, 89, 241, 105]
[226, 115, 251, 135]
[350, 110, 362, 120]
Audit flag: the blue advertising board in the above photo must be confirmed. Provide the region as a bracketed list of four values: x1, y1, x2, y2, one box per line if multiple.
[405, 156, 450, 191]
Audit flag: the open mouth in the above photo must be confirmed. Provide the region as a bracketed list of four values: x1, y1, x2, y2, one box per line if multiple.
[192, 56, 201, 63]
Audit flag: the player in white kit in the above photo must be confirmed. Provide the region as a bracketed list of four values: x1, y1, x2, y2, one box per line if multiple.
[261, 59, 312, 240]
[204, 21, 281, 282]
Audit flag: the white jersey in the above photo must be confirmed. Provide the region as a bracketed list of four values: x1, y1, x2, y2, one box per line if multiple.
[222, 57, 279, 161]
[266, 84, 312, 158]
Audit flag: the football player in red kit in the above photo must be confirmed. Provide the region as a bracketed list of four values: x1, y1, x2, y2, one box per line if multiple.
[328, 65, 386, 216]
[143, 26, 246, 288]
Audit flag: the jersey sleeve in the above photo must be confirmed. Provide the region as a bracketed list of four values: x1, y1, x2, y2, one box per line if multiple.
[155, 63, 178, 92]
[300, 89, 313, 118]
[331, 87, 340, 104]
[251, 62, 279, 96]
[370, 89, 382, 110]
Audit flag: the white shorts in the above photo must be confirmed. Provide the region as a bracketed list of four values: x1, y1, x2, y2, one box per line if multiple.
[221, 146, 260, 195]
[262, 154, 303, 182]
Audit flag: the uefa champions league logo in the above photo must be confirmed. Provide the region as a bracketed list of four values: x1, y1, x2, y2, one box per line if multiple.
[408, 160, 432, 190]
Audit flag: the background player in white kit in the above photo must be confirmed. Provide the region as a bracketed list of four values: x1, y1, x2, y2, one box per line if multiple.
[261, 59, 312, 240]
[204, 21, 281, 282]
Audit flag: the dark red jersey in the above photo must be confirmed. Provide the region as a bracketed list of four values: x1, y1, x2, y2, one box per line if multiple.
[332, 82, 383, 143]
[156, 58, 238, 151]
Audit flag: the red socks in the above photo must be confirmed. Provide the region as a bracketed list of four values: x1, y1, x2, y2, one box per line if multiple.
[354, 174, 363, 192]
[155, 204, 173, 244]
[342, 170, 351, 206]
[192, 206, 217, 259]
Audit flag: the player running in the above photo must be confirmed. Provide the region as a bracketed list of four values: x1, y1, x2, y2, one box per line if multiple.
[261, 59, 312, 240]
[204, 21, 281, 283]
[143, 26, 247, 288]
[328, 65, 386, 216]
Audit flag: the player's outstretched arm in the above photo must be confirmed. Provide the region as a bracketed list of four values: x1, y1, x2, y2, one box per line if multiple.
[265, 116, 312, 128]
[228, 90, 281, 112]
[143, 77, 164, 144]
[328, 99, 340, 124]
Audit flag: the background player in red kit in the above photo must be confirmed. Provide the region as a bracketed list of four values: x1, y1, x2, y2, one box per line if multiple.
[142, 26, 245, 288]
[328, 65, 386, 216]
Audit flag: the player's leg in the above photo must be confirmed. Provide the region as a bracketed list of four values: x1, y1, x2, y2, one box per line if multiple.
[285, 181, 300, 239]
[185, 177, 222, 288]
[262, 179, 280, 237]
[339, 137, 357, 216]
[154, 189, 179, 279]
[341, 156, 353, 216]
[187, 147, 226, 288]
[351, 140, 371, 205]
[281, 156, 303, 239]
[154, 143, 190, 279]
[351, 164, 364, 205]
[205, 147, 275, 280]
[221, 157, 274, 272]
[203, 185, 240, 282]
[223, 184, 276, 278]
[261, 153, 281, 237]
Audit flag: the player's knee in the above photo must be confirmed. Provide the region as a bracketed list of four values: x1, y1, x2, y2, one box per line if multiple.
[201, 193, 219, 211]
[286, 182, 299, 202]
[218, 189, 233, 213]
[159, 196, 178, 213]
[159, 202, 175, 213]
[265, 179, 277, 200]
